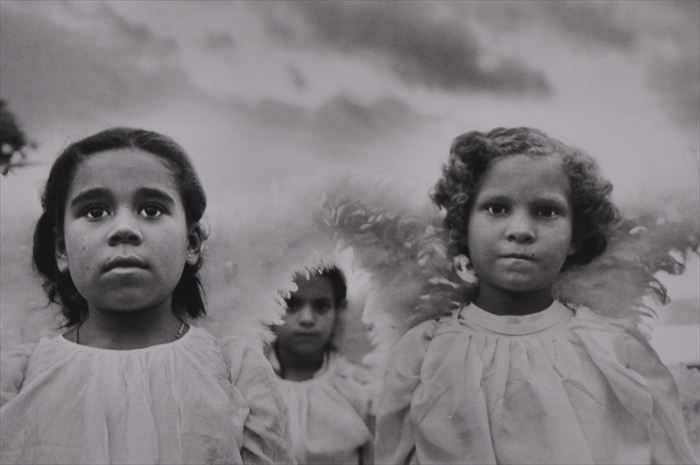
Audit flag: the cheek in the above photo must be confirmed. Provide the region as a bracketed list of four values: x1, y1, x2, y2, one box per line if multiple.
[546, 223, 575, 261]
[322, 313, 338, 336]
[466, 213, 492, 247]
[274, 319, 295, 342]
[560, 220, 575, 248]
[466, 224, 494, 263]
[66, 242, 91, 270]
[280, 312, 295, 327]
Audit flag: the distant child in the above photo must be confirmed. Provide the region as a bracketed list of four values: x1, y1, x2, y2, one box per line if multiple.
[374, 127, 698, 464]
[271, 265, 373, 465]
[0, 128, 292, 465]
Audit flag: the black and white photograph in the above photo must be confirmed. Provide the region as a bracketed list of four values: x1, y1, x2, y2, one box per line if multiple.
[1, 1, 698, 464]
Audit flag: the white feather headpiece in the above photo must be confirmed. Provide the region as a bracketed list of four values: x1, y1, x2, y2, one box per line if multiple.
[201, 178, 376, 358]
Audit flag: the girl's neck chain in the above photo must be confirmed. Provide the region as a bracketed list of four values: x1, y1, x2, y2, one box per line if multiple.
[75, 320, 189, 345]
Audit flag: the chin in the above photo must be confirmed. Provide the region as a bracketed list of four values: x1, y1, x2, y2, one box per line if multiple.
[294, 346, 324, 357]
[498, 280, 551, 294]
[96, 294, 168, 312]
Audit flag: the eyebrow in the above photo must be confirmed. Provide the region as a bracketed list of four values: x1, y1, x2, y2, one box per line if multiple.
[477, 192, 569, 204]
[68, 187, 176, 209]
[473, 193, 512, 206]
[69, 188, 112, 209]
[135, 187, 175, 207]
[531, 195, 569, 205]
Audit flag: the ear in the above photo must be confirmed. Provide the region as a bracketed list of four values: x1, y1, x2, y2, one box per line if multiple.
[185, 228, 202, 266]
[55, 237, 68, 273]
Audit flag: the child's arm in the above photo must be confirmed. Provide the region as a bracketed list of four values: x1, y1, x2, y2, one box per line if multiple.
[359, 412, 375, 465]
[621, 330, 699, 465]
[373, 320, 437, 465]
[0, 342, 34, 407]
[226, 338, 294, 465]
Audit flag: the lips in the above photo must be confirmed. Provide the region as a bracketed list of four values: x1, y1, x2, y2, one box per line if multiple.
[501, 252, 536, 260]
[293, 331, 322, 338]
[291, 331, 324, 343]
[102, 256, 148, 272]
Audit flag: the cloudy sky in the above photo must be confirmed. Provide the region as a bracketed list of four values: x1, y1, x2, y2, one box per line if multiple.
[1, 1, 698, 356]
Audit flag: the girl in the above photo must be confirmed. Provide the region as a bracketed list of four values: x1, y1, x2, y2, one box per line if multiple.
[0, 128, 292, 465]
[270, 264, 373, 465]
[373, 127, 698, 464]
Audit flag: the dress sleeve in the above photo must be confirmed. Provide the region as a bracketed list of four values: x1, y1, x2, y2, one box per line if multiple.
[0, 343, 34, 407]
[224, 337, 294, 465]
[621, 329, 699, 465]
[332, 357, 373, 421]
[373, 320, 437, 465]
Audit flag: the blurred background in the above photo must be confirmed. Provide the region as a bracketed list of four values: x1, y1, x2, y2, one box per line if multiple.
[1, 2, 698, 435]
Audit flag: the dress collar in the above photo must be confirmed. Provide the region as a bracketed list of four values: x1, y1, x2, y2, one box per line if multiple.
[269, 346, 331, 381]
[459, 300, 574, 335]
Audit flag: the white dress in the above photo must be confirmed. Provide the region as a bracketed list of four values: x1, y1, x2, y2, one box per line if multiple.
[0, 326, 292, 465]
[272, 351, 372, 464]
[374, 301, 698, 465]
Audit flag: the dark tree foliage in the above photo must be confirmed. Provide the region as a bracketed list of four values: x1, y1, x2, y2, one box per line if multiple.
[0, 100, 37, 175]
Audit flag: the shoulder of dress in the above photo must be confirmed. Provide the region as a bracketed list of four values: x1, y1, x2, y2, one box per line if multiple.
[379, 319, 441, 380]
[332, 354, 372, 385]
[217, 329, 266, 355]
[567, 304, 662, 367]
[1, 341, 37, 363]
[1, 341, 39, 404]
[402, 317, 441, 342]
[222, 336, 273, 382]
[569, 304, 645, 336]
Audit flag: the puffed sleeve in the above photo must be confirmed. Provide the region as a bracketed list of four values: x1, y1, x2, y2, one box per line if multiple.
[332, 356, 373, 420]
[0, 343, 34, 407]
[373, 320, 438, 465]
[223, 337, 294, 465]
[621, 329, 699, 465]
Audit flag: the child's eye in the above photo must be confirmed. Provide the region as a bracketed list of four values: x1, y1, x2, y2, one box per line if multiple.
[139, 204, 165, 218]
[485, 204, 509, 216]
[535, 206, 561, 218]
[285, 297, 301, 312]
[313, 301, 331, 314]
[83, 205, 111, 220]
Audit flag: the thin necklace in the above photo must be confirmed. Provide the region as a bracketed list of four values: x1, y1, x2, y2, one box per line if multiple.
[75, 320, 188, 345]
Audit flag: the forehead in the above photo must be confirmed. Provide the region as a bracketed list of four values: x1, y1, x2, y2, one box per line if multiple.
[477, 154, 570, 200]
[293, 275, 335, 301]
[68, 148, 177, 197]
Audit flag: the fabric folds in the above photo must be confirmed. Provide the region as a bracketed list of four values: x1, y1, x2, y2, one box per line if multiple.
[276, 353, 371, 465]
[0, 327, 291, 465]
[374, 301, 698, 465]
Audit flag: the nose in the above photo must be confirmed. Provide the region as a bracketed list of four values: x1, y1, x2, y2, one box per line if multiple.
[297, 306, 316, 328]
[107, 211, 143, 246]
[505, 211, 535, 244]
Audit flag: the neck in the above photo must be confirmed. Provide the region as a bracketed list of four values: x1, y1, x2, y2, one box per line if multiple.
[474, 285, 554, 316]
[275, 344, 326, 381]
[77, 298, 184, 349]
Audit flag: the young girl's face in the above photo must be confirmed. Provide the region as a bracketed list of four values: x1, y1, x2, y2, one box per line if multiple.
[56, 149, 199, 313]
[467, 154, 575, 297]
[277, 275, 338, 357]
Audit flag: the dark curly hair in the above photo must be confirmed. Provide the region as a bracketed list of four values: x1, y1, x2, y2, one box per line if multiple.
[431, 127, 619, 270]
[32, 127, 209, 326]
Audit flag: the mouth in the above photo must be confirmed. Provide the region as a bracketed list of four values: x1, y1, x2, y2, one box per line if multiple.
[292, 332, 324, 342]
[501, 253, 536, 261]
[293, 331, 321, 338]
[103, 256, 148, 272]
